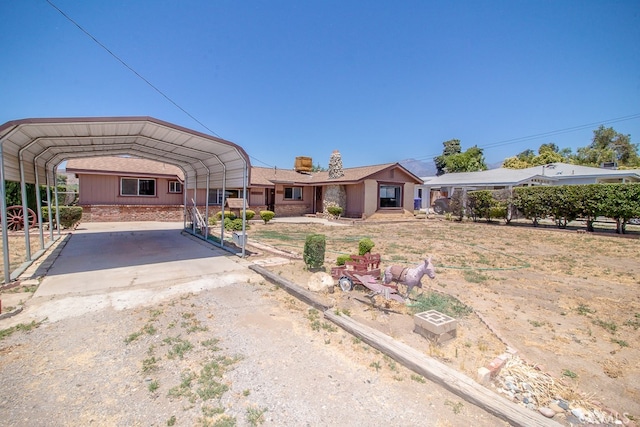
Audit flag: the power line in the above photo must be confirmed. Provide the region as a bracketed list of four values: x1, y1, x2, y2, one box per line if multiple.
[45, 0, 222, 139]
[405, 113, 640, 163]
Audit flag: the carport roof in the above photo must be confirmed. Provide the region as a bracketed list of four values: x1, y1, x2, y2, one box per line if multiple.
[0, 116, 250, 189]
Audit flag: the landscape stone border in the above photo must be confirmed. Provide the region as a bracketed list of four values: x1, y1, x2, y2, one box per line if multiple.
[249, 263, 559, 427]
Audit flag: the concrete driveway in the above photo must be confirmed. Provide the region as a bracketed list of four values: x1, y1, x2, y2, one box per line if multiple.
[11, 221, 258, 324]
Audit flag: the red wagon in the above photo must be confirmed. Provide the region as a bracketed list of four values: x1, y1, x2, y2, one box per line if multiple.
[330, 253, 382, 292]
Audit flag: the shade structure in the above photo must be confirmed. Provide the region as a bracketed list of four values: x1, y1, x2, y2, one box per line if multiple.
[0, 116, 251, 283]
[0, 116, 250, 190]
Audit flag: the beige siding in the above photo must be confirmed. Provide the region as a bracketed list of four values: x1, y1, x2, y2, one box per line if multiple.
[363, 179, 379, 217]
[249, 187, 267, 206]
[344, 183, 365, 218]
[403, 183, 416, 211]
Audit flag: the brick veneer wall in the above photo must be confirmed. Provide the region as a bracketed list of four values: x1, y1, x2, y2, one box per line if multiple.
[81, 205, 184, 222]
[274, 204, 312, 217]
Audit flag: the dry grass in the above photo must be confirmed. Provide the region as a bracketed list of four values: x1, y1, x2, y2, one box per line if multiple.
[248, 217, 640, 416]
[0, 231, 55, 282]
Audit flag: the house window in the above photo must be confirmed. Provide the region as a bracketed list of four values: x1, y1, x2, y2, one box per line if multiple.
[284, 186, 303, 200]
[121, 178, 156, 196]
[169, 181, 183, 193]
[379, 184, 401, 208]
[207, 189, 243, 205]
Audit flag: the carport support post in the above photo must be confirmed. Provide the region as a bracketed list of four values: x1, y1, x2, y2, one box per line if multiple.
[0, 144, 11, 284]
[191, 180, 197, 235]
[45, 171, 54, 240]
[33, 161, 45, 249]
[220, 175, 226, 248]
[182, 176, 187, 230]
[53, 166, 61, 236]
[204, 172, 210, 239]
[18, 154, 32, 260]
[241, 163, 248, 257]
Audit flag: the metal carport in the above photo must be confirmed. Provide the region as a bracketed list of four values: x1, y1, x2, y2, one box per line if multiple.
[0, 116, 251, 284]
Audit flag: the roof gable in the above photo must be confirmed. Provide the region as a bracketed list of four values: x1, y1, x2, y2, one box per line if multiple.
[251, 163, 422, 186]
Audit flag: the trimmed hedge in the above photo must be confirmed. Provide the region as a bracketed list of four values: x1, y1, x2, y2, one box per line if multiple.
[464, 183, 640, 233]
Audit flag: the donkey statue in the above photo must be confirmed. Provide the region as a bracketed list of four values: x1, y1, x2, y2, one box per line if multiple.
[383, 256, 436, 298]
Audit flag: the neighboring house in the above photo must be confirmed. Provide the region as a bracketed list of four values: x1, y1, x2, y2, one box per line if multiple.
[416, 163, 640, 211]
[67, 156, 423, 221]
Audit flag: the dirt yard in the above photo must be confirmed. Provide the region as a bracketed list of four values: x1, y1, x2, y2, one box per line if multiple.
[1, 218, 638, 425]
[244, 216, 640, 421]
[0, 231, 57, 280]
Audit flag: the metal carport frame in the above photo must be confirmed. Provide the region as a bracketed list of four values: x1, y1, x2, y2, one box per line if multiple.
[0, 116, 251, 284]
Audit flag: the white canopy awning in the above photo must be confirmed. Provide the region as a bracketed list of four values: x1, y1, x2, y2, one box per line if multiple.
[0, 116, 251, 189]
[0, 116, 252, 283]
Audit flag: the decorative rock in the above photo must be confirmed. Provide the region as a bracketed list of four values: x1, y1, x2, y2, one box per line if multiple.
[477, 367, 491, 385]
[307, 272, 334, 293]
[557, 399, 570, 410]
[549, 402, 564, 413]
[539, 407, 556, 418]
[571, 407, 585, 421]
[565, 414, 581, 424]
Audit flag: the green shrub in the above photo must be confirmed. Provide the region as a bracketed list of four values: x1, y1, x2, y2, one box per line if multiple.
[303, 234, 326, 269]
[259, 210, 275, 224]
[216, 211, 236, 220]
[336, 254, 352, 266]
[243, 210, 255, 221]
[208, 215, 217, 226]
[41, 206, 83, 229]
[358, 238, 375, 255]
[224, 218, 246, 231]
[327, 205, 343, 217]
[489, 206, 506, 220]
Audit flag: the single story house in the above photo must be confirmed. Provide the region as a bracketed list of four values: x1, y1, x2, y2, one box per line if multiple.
[66, 155, 423, 221]
[416, 163, 640, 211]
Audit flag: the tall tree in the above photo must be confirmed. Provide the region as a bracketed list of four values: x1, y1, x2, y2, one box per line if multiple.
[573, 125, 639, 167]
[503, 143, 571, 169]
[434, 139, 461, 175]
[434, 140, 487, 175]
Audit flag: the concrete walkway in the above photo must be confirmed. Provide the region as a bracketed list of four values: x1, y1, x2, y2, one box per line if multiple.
[5, 222, 258, 325]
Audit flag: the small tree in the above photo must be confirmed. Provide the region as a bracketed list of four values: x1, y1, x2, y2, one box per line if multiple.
[358, 238, 375, 255]
[259, 210, 275, 224]
[303, 234, 326, 270]
[243, 210, 256, 221]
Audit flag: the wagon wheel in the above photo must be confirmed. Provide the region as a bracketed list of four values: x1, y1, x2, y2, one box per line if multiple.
[338, 276, 353, 292]
[5, 205, 37, 231]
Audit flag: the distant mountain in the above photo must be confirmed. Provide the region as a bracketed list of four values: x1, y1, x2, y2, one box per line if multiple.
[399, 158, 437, 177]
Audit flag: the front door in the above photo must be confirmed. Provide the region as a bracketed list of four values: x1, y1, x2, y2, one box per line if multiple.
[266, 188, 275, 211]
[315, 186, 323, 214]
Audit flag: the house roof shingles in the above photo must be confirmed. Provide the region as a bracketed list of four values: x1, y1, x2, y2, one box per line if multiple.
[66, 156, 184, 179]
[230, 163, 422, 186]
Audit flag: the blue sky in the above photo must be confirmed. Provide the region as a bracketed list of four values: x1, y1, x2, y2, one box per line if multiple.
[1, 1, 639, 171]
